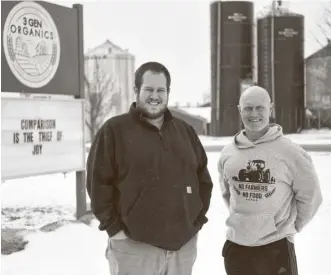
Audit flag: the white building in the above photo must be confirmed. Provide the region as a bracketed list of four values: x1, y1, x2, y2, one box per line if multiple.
[84, 40, 135, 118]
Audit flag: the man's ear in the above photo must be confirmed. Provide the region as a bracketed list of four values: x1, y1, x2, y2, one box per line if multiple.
[237, 104, 241, 113]
[134, 86, 139, 94]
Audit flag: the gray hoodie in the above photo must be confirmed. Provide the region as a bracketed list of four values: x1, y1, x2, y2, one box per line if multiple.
[218, 124, 323, 246]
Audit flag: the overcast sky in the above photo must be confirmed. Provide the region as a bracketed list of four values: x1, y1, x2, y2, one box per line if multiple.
[52, 0, 329, 105]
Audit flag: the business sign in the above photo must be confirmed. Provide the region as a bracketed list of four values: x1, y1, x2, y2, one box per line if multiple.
[278, 28, 298, 38]
[228, 13, 247, 22]
[1, 98, 85, 180]
[3, 1, 60, 88]
[1, 1, 80, 96]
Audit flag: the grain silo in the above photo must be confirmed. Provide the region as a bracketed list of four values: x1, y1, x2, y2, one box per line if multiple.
[210, 1, 254, 136]
[257, 4, 305, 133]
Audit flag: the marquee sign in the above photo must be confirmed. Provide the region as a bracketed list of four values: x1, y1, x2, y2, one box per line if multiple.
[1, 98, 86, 180]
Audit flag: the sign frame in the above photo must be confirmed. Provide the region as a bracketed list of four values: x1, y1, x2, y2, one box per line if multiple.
[2, 1, 61, 89]
[1, 2, 87, 219]
[1, 1, 81, 97]
[1, 97, 86, 181]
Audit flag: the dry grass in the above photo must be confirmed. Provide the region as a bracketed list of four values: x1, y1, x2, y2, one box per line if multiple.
[1, 228, 29, 255]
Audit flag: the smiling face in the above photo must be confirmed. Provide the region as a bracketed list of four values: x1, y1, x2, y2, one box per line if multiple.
[136, 70, 169, 119]
[238, 86, 273, 132]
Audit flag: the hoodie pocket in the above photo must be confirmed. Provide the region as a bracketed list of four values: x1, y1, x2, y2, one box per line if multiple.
[226, 213, 277, 245]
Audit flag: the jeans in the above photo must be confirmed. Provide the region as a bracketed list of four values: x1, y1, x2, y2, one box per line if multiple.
[106, 234, 198, 275]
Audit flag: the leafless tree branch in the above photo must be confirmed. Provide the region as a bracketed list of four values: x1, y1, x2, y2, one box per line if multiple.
[320, 1, 331, 43]
[84, 58, 119, 140]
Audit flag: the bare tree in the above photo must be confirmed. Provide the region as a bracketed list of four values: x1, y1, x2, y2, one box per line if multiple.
[311, 1, 331, 46]
[85, 58, 119, 140]
[306, 2, 331, 95]
[305, 2, 331, 128]
[200, 90, 210, 106]
[319, 2, 331, 43]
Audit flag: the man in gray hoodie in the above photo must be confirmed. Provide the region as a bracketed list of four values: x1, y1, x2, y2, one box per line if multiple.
[218, 86, 323, 275]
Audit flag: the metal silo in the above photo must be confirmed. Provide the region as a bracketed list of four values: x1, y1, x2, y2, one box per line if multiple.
[258, 6, 305, 134]
[210, 1, 254, 136]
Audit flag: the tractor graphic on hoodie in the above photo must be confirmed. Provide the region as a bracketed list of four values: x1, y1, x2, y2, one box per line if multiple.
[232, 160, 276, 184]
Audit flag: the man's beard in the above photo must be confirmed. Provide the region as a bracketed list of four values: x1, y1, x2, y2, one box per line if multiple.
[137, 98, 168, 119]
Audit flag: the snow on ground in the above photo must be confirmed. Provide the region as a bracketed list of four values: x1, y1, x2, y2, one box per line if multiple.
[1, 223, 110, 275]
[1, 131, 331, 275]
[298, 128, 331, 135]
[199, 127, 331, 147]
[1, 173, 78, 230]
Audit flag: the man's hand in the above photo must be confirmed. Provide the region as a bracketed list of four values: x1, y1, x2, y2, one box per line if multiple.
[111, 230, 128, 240]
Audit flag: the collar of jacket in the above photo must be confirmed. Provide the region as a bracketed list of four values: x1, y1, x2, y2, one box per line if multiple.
[129, 102, 174, 124]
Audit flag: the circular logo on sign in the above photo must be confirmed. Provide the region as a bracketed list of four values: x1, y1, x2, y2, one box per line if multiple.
[3, 1, 60, 88]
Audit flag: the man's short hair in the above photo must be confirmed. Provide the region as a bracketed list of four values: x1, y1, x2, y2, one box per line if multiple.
[134, 62, 171, 91]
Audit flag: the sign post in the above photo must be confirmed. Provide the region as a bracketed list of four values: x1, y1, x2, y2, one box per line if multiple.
[1, 1, 87, 219]
[73, 3, 87, 219]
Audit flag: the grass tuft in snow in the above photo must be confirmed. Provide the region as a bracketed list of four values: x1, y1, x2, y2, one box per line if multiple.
[1, 228, 29, 255]
[1, 207, 75, 230]
[39, 220, 73, 232]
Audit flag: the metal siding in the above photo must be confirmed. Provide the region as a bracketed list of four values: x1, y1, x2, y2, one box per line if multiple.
[257, 14, 305, 133]
[257, 17, 273, 100]
[210, 1, 254, 136]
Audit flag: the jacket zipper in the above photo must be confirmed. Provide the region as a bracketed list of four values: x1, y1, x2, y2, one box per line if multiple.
[157, 130, 168, 150]
[140, 117, 171, 151]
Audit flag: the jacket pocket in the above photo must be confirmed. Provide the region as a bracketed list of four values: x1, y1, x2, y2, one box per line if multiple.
[226, 212, 277, 245]
[184, 184, 203, 224]
[122, 185, 190, 241]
